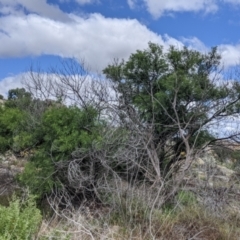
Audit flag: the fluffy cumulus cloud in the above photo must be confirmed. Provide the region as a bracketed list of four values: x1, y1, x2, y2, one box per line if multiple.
[0, 10, 239, 82]
[0, 0, 240, 86]
[218, 44, 240, 67]
[0, 13, 184, 72]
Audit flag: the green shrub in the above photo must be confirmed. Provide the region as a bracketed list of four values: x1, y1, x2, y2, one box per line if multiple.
[18, 158, 56, 199]
[0, 195, 42, 240]
[0, 107, 26, 153]
[0, 136, 9, 153]
[18, 105, 102, 199]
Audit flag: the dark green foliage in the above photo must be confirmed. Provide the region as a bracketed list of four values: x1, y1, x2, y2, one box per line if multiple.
[18, 155, 56, 197]
[103, 42, 240, 175]
[104, 43, 222, 131]
[18, 105, 101, 198]
[189, 130, 215, 148]
[41, 105, 99, 157]
[6, 88, 32, 109]
[0, 88, 38, 153]
[0, 107, 26, 152]
[0, 87, 102, 199]
[8, 88, 31, 100]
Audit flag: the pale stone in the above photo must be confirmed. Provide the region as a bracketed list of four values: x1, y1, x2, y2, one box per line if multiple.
[202, 154, 217, 164]
[195, 158, 205, 166]
[217, 165, 235, 178]
[197, 171, 207, 180]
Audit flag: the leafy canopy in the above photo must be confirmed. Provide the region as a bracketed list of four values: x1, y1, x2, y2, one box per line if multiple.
[19, 105, 102, 197]
[103, 43, 228, 138]
[103, 43, 240, 174]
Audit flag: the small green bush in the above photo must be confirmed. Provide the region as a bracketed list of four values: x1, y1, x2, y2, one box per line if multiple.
[0, 195, 42, 240]
[0, 107, 26, 153]
[18, 158, 56, 199]
[18, 105, 102, 199]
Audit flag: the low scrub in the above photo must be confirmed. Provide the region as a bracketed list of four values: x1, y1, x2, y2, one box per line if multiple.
[0, 195, 42, 240]
[33, 181, 240, 240]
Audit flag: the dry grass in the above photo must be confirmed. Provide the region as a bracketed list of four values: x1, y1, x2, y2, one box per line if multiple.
[35, 183, 240, 240]
[154, 205, 240, 240]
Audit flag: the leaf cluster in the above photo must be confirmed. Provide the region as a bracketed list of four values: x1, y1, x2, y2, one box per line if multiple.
[0, 195, 42, 240]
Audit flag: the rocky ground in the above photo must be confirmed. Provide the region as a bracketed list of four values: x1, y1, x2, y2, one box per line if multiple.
[0, 151, 26, 205]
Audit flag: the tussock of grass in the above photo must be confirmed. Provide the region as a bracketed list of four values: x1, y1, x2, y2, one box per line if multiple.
[154, 205, 237, 240]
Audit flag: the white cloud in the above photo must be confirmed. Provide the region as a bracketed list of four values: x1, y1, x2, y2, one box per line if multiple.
[0, 74, 24, 98]
[141, 0, 240, 18]
[0, 13, 183, 72]
[142, 0, 218, 19]
[181, 37, 240, 68]
[0, 71, 117, 112]
[127, 0, 138, 9]
[0, 11, 239, 75]
[218, 44, 240, 67]
[181, 37, 209, 52]
[0, 0, 70, 22]
[0, 0, 239, 79]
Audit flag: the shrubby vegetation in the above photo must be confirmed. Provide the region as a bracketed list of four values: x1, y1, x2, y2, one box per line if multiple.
[1, 43, 240, 239]
[19, 105, 102, 198]
[0, 195, 41, 240]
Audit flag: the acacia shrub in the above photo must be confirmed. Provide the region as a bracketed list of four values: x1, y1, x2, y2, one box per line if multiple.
[103, 43, 240, 180]
[18, 105, 102, 199]
[0, 107, 26, 153]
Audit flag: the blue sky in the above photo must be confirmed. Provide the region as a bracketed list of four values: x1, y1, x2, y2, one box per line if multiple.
[0, 0, 240, 96]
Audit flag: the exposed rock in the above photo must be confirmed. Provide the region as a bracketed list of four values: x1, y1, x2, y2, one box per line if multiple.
[194, 158, 205, 166]
[217, 165, 235, 178]
[201, 152, 217, 165]
[0, 151, 26, 199]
